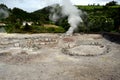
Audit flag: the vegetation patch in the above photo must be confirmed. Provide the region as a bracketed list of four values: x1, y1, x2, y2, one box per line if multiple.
[0, 1, 120, 33]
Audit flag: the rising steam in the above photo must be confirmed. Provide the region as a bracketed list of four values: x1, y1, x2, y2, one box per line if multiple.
[49, 4, 62, 22]
[62, 0, 83, 35]
[49, 0, 83, 35]
[0, 8, 9, 19]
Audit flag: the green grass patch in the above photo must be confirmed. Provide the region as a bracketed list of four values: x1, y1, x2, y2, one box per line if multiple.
[5, 24, 65, 33]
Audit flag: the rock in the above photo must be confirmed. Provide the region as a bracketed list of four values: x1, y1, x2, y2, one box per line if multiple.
[14, 43, 20, 47]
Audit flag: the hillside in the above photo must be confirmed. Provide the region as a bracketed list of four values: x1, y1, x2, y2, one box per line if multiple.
[0, 3, 120, 33]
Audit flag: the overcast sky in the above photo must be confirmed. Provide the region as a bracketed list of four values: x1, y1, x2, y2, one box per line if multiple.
[0, 0, 120, 12]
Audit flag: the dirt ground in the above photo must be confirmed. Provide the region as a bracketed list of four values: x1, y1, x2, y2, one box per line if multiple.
[0, 33, 120, 80]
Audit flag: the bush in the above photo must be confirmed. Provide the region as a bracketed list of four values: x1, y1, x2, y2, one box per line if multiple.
[4, 24, 14, 33]
[88, 16, 114, 32]
[54, 27, 65, 33]
[44, 26, 65, 33]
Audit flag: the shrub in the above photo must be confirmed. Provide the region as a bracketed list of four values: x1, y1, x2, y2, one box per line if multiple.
[88, 16, 114, 32]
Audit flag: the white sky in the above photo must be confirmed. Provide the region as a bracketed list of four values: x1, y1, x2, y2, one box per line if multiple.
[0, 0, 120, 12]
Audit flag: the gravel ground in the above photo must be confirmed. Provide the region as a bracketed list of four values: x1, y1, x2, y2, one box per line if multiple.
[0, 33, 120, 80]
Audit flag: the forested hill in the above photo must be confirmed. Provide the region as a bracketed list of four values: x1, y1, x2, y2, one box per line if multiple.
[0, 1, 120, 33]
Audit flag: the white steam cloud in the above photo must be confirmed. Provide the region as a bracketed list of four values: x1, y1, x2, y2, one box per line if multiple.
[0, 8, 9, 19]
[49, 0, 83, 35]
[49, 4, 62, 22]
[62, 0, 83, 35]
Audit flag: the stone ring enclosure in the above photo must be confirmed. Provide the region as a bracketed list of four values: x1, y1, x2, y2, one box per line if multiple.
[62, 43, 110, 57]
[0, 33, 110, 57]
[0, 33, 120, 80]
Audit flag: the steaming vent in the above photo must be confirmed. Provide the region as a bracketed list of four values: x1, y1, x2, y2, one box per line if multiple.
[49, 0, 85, 35]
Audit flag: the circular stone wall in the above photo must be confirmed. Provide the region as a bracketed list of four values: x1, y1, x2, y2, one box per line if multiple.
[62, 41, 110, 56]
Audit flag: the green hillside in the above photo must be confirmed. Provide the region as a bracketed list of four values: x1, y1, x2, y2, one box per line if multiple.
[0, 1, 120, 33]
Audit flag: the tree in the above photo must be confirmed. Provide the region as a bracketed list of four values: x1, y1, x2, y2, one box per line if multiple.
[105, 1, 118, 6]
[12, 8, 29, 21]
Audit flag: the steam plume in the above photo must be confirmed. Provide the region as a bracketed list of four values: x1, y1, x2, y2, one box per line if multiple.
[62, 0, 83, 35]
[49, 4, 62, 22]
[49, 0, 83, 35]
[0, 8, 9, 19]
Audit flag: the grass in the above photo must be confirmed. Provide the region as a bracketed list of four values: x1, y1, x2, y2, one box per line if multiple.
[5, 24, 65, 33]
[77, 5, 120, 11]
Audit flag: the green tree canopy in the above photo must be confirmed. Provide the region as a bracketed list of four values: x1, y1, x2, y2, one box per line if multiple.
[105, 1, 118, 6]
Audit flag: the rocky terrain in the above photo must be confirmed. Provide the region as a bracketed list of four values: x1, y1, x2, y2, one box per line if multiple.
[0, 33, 120, 80]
